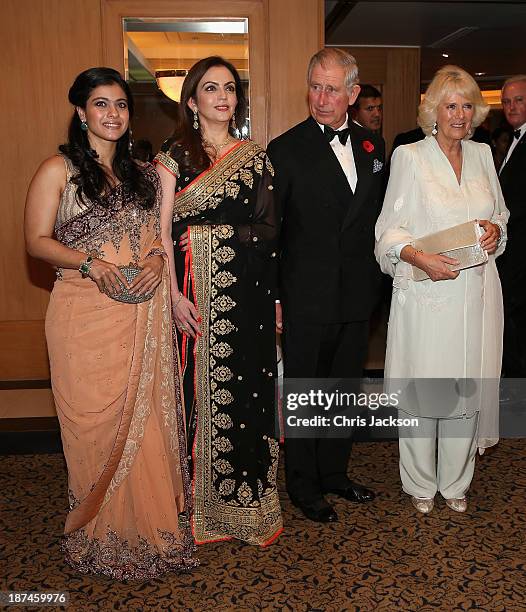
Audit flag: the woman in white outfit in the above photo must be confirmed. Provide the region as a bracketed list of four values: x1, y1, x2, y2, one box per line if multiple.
[375, 66, 509, 514]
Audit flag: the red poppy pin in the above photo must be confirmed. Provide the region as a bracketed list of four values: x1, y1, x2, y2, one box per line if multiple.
[362, 140, 374, 153]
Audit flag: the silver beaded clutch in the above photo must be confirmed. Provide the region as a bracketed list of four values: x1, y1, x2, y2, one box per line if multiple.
[110, 265, 154, 304]
[412, 220, 488, 281]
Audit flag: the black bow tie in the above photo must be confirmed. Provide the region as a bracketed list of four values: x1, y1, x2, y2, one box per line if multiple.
[514, 129, 522, 140]
[324, 125, 350, 145]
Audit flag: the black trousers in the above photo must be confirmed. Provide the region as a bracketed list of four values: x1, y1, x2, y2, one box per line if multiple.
[281, 318, 369, 502]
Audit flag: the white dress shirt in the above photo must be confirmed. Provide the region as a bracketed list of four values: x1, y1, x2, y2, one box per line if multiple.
[317, 119, 358, 192]
[499, 122, 526, 173]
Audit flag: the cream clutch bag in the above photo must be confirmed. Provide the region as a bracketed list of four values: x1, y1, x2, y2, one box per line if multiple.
[412, 220, 488, 281]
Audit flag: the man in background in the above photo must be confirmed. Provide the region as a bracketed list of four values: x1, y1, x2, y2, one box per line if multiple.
[498, 75, 526, 377]
[351, 84, 383, 133]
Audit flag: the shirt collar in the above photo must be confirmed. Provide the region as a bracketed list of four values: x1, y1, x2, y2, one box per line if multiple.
[316, 118, 349, 133]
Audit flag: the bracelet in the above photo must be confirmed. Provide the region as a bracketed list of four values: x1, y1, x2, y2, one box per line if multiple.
[78, 255, 94, 278]
[173, 292, 184, 308]
[146, 247, 165, 258]
[410, 248, 423, 265]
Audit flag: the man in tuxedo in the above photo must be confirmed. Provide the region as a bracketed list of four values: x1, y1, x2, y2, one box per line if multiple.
[498, 75, 526, 377]
[267, 48, 385, 522]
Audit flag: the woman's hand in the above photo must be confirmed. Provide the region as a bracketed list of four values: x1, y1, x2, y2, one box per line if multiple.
[88, 259, 128, 294]
[173, 292, 201, 339]
[178, 230, 190, 252]
[128, 255, 164, 295]
[478, 219, 500, 254]
[414, 252, 460, 282]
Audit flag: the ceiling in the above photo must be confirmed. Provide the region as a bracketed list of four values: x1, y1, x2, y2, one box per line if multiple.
[325, 0, 526, 87]
[125, 19, 249, 83]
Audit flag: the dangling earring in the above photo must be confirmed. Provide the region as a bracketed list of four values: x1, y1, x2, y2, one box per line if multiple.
[231, 114, 237, 132]
[80, 120, 88, 131]
[193, 108, 199, 130]
[128, 128, 134, 154]
[431, 122, 438, 136]
[467, 127, 473, 138]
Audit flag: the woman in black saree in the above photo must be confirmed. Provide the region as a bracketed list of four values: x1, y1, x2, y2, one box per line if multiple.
[155, 56, 283, 546]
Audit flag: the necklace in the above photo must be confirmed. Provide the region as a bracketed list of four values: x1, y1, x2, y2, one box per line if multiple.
[202, 136, 234, 157]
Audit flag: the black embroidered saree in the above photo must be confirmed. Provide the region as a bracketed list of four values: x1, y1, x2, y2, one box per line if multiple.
[155, 141, 283, 545]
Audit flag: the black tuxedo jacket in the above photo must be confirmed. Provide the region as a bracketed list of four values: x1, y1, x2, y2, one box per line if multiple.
[497, 132, 526, 289]
[267, 116, 385, 323]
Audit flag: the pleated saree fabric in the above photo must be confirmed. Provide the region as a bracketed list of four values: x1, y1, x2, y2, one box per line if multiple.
[46, 156, 197, 580]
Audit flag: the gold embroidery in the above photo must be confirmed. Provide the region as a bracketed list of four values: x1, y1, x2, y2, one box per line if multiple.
[225, 181, 241, 200]
[210, 342, 233, 359]
[211, 388, 234, 405]
[173, 142, 264, 220]
[237, 482, 253, 507]
[211, 319, 236, 335]
[188, 178, 282, 545]
[213, 246, 235, 264]
[239, 167, 254, 189]
[265, 155, 275, 176]
[213, 458, 234, 474]
[218, 479, 236, 496]
[213, 437, 234, 453]
[154, 151, 180, 178]
[211, 295, 236, 313]
[212, 366, 233, 382]
[213, 412, 233, 429]
[213, 225, 234, 240]
[214, 271, 237, 289]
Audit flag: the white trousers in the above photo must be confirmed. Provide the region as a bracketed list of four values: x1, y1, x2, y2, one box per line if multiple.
[399, 412, 478, 499]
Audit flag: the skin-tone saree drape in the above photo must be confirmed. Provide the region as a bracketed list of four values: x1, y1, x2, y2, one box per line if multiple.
[46, 157, 197, 580]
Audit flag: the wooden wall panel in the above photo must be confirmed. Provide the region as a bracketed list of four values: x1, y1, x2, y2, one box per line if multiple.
[0, 0, 324, 383]
[335, 46, 421, 153]
[268, 0, 324, 140]
[0, 0, 103, 380]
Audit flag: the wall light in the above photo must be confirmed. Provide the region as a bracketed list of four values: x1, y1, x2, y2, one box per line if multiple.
[155, 69, 188, 102]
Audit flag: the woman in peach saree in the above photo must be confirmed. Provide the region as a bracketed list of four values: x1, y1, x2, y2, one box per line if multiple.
[25, 68, 196, 580]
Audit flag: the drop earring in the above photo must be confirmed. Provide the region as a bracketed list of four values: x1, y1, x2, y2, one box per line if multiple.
[128, 128, 134, 154]
[80, 120, 88, 131]
[431, 122, 438, 136]
[193, 109, 199, 130]
[231, 114, 237, 132]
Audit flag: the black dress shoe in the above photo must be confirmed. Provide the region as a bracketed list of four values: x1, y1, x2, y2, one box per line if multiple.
[323, 481, 375, 503]
[290, 496, 338, 523]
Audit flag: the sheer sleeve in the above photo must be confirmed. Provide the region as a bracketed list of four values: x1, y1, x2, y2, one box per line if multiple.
[374, 145, 418, 287]
[235, 153, 280, 254]
[484, 146, 509, 258]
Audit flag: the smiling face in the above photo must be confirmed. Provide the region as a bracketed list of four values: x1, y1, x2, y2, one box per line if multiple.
[308, 61, 359, 129]
[189, 65, 238, 130]
[77, 83, 129, 146]
[435, 93, 474, 144]
[502, 80, 526, 130]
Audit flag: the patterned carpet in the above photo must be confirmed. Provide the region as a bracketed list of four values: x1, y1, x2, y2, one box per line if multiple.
[2, 440, 526, 612]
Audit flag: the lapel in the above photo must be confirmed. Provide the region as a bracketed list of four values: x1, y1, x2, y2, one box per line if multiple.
[341, 121, 376, 230]
[299, 117, 354, 209]
[501, 131, 526, 179]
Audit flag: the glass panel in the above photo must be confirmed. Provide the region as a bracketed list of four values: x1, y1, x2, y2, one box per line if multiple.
[123, 18, 250, 158]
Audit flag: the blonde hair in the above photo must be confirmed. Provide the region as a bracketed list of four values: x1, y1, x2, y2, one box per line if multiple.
[307, 48, 359, 93]
[418, 65, 489, 138]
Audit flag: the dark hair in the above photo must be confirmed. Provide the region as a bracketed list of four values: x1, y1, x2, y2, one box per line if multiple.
[59, 67, 155, 209]
[352, 84, 382, 109]
[169, 56, 247, 173]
